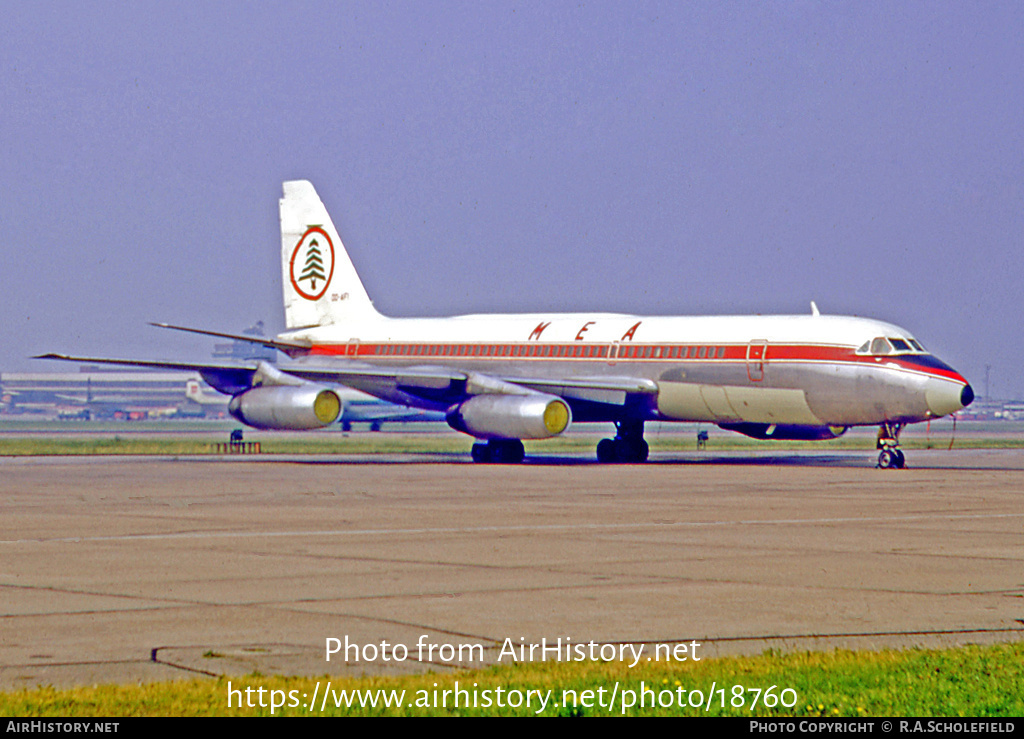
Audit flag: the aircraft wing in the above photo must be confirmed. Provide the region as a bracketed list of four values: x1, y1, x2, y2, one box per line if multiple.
[35, 354, 468, 392]
[34, 354, 261, 374]
[35, 353, 657, 418]
[501, 375, 657, 404]
[279, 360, 657, 415]
[34, 354, 262, 396]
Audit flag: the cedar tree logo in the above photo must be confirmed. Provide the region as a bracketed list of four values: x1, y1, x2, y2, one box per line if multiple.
[289, 226, 335, 301]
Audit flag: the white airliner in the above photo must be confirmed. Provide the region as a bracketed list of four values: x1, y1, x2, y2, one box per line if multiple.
[40, 180, 974, 467]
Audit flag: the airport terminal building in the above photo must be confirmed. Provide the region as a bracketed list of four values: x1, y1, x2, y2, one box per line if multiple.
[0, 368, 224, 420]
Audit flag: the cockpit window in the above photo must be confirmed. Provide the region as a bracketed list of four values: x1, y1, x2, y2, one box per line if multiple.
[870, 337, 892, 355]
[858, 336, 927, 356]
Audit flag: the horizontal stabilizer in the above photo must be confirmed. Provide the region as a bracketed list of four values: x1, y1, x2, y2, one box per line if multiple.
[150, 322, 311, 357]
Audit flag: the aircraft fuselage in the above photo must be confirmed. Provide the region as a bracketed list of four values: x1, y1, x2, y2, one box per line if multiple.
[281, 311, 971, 431]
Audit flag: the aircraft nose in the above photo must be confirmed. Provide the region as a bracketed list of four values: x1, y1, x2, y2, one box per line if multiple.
[925, 377, 973, 417]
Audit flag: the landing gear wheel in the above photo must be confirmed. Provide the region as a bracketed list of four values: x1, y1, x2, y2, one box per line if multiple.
[491, 439, 525, 464]
[597, 438, 617, 463]
[629, 439, 649, 463]
[878, 448, 906, 469]
[471, 439, 525, 464]
[876, 423, 906, 469]
[596, 422, 650, 463]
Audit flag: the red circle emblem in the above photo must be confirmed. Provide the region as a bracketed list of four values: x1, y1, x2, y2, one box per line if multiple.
[289, 226, 335, 301]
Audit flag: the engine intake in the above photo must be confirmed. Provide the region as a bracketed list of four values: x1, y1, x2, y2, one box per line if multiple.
[228, 385, 341, 430]
[446, 394, 571, 440]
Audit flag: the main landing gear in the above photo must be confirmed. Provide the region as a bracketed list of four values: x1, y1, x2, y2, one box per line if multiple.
[876, 422, 906, 469]
[470, 420, 653, 465]
[471, 438, 525, 464]
[596, 420, 649, 463]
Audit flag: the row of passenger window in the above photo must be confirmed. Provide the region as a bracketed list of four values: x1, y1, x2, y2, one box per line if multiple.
[373, 344, 729, 359]
[620, 345, 727, 359]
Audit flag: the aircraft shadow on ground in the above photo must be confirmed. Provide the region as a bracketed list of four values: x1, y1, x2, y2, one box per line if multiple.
[280, 452, 870, 468]
[268, 451, 1022, 471]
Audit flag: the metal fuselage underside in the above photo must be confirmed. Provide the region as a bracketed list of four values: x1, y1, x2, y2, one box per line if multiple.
[279, 311, 971, 430]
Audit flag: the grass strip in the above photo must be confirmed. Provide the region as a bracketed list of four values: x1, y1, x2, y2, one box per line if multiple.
[3, 642, 1022, 717]
[0, 434, 1022, 456]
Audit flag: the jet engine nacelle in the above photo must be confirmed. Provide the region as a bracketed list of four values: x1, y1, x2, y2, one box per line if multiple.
[718, 423, 847, 441]
[228, 385, 342, 430]
[446, 394, 571, 440]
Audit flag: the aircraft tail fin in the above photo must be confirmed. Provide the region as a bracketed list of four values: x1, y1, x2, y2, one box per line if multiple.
[280, 180, 382, 329]
[185, 380, 206, 404]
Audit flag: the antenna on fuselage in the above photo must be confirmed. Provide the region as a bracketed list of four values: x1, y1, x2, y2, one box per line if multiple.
[810, 301, 820, 317]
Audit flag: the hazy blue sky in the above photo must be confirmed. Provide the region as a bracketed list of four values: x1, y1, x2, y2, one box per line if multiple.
[3, 2, 1021, 397]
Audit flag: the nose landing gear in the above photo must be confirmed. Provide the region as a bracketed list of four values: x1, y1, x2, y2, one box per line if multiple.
[877, 423, 906, 469]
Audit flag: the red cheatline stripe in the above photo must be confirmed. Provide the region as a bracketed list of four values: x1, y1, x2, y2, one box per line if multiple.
[306, 343, 965, 383]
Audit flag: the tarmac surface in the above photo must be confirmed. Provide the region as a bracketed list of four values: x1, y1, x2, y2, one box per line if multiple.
[2, 448, 1023, 690]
